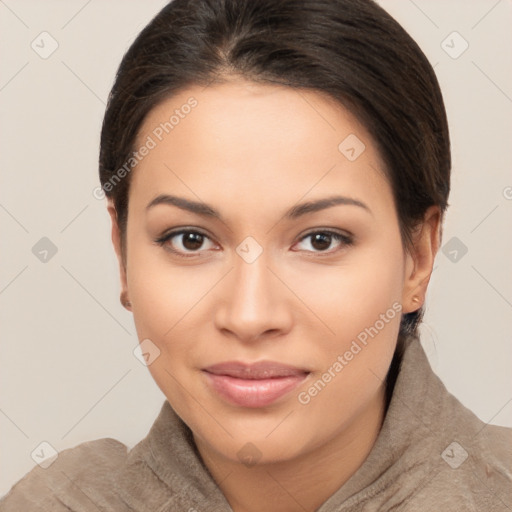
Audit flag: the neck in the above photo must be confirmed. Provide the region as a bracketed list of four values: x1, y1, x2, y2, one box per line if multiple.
[194, 383, 387, 512]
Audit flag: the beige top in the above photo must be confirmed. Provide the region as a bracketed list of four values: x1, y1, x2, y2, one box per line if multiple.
[1, 339, 511, 511]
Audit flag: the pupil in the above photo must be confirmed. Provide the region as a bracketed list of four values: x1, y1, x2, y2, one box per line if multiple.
[311, 233, 331, 251]
[183, 233, 203, 250]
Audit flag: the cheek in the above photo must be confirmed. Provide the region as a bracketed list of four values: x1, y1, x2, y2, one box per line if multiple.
[125, 220, 211, 337]
[125, 254, 197, 408]
[293, 247, 404, 431]
[125, 239, 220, 390]
[288, 237, 405, 344]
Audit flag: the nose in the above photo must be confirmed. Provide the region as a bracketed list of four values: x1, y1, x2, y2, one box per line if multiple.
[214, 250, 293, 343]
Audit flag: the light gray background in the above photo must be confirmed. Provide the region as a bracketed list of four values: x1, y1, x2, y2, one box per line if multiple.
[1, 0, 511, 497]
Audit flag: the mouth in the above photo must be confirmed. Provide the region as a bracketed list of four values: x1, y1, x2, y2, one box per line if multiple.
[202, 361, 310, 408]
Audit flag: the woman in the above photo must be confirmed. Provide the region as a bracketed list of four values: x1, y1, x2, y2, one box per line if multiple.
[2, 0, 510, 510]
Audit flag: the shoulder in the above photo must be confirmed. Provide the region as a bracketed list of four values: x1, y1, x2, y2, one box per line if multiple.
[475, 421, 512, 465]
[380, 340, 512, 511]
[406, 412, 512, 511]
[467, 422, 512, 508]
[424, 374, 512, 510]
[0, 438, 130, 511]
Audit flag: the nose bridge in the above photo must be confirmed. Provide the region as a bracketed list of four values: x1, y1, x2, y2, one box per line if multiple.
[234, 248, 273, 304]
[214, 243, 292, 340]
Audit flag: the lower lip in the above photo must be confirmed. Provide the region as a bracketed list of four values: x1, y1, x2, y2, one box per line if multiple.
[203, 372, 308, 408]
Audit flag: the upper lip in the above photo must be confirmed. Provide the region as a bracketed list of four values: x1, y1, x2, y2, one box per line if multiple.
[202, 361, 309, 379]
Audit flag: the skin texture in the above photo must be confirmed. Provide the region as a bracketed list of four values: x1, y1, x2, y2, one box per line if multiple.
[108, 79, 440, 512]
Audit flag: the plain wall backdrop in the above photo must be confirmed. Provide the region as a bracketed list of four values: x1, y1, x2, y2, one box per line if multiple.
[1, 0, 511, 497]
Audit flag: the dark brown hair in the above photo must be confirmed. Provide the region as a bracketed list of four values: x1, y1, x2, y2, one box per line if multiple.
[99, 0, 451, 379]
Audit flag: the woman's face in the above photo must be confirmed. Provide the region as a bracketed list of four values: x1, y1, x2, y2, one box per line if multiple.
[117, 79, 418, 465]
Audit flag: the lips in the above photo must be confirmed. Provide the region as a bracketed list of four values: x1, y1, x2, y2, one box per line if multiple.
[202, 361, 309, 408]
[203, 361, 308, 379]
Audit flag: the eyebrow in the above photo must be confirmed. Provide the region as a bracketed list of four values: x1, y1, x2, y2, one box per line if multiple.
[146, 194, 371, 220]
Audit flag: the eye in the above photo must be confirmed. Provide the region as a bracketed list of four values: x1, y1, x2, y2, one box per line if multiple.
[293, 230, 353, 254]
[155, 229, 218, 257]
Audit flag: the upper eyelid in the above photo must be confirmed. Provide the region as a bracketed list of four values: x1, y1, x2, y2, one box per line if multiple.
[158, 227, 351, 239]
[156, 227, 211, 241]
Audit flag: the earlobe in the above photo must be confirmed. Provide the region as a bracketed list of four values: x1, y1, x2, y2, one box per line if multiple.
[107, 200, 131, 311]
[402, 206, 441, 314]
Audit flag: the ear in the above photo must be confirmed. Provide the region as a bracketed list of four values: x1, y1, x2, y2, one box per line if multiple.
[107, 200, 131, 312]
[401, 205, 441, 314]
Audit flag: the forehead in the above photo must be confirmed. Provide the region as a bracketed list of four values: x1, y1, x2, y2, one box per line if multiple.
[130, 79, 392, 219]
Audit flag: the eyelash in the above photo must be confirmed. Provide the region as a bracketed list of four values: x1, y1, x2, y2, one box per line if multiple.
[154, 228, 354, 259]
